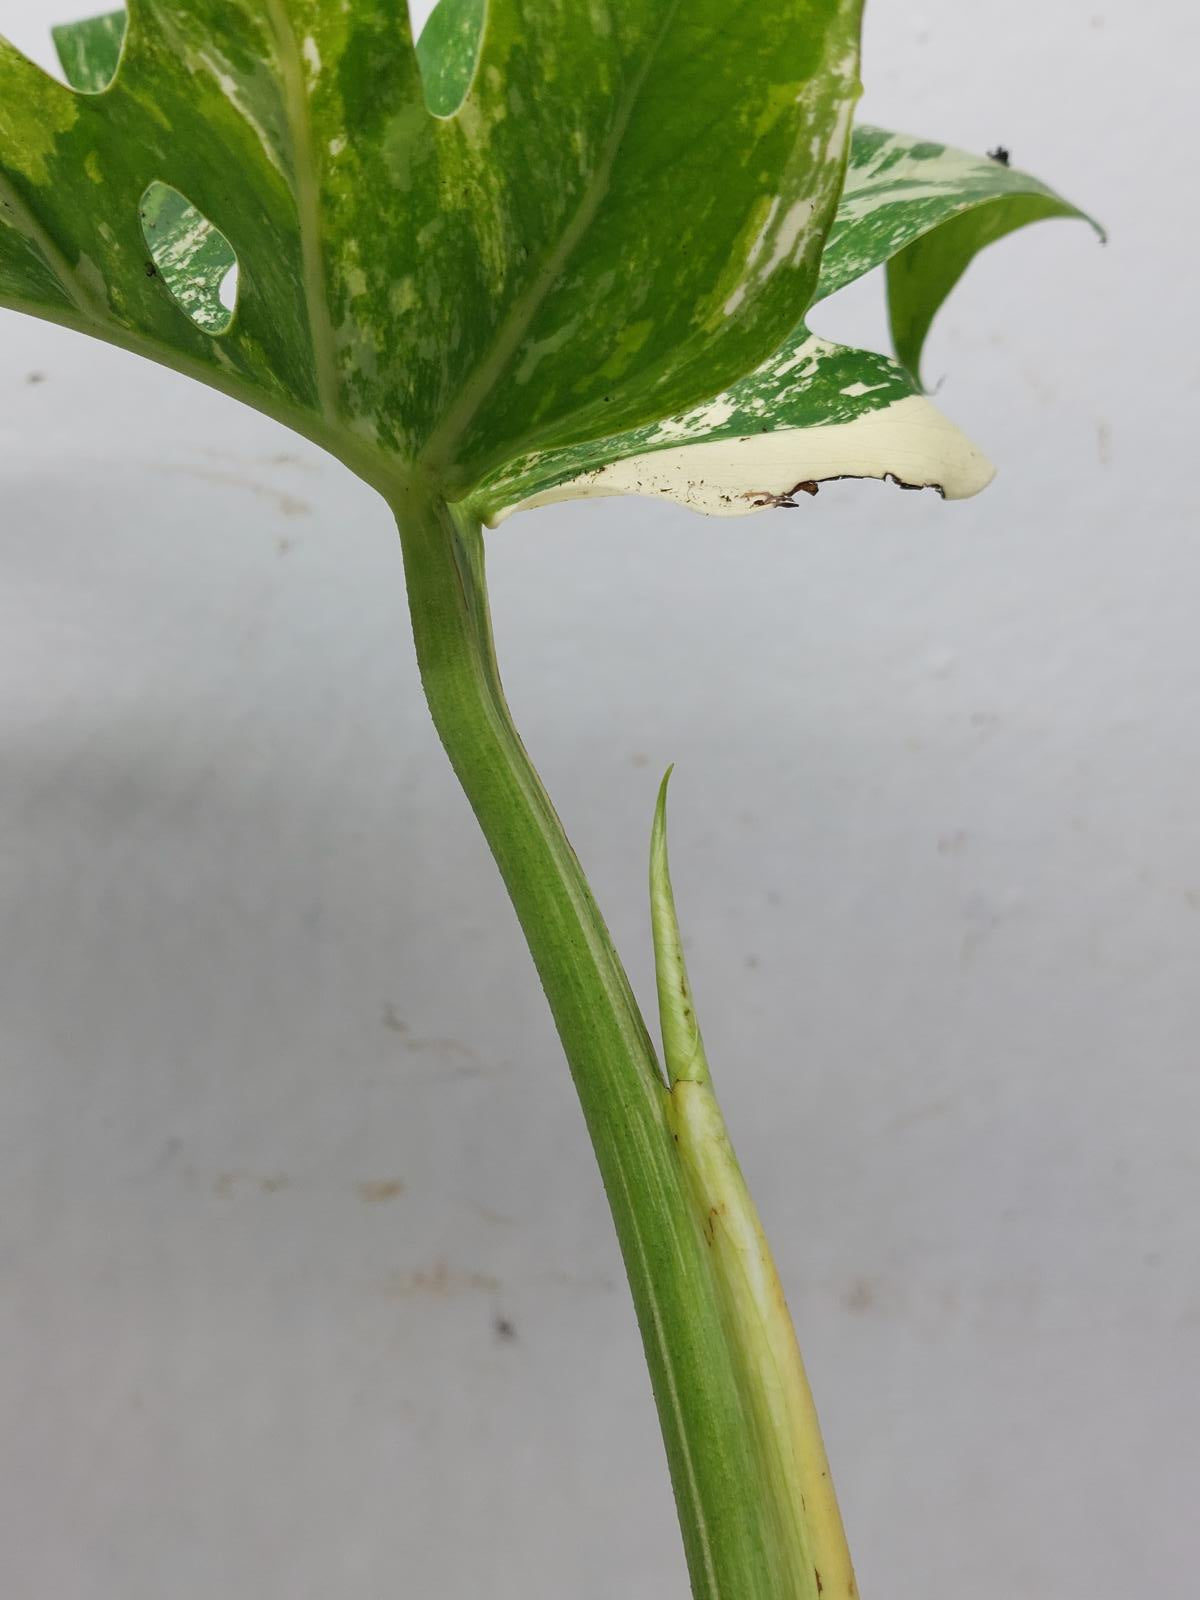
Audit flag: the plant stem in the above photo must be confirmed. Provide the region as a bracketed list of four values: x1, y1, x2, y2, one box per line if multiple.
[391, 481, 834, 1599]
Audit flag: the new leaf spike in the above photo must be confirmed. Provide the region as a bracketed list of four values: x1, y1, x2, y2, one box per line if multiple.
[651, 770, 860, 1600]
[650, 766, 712, 1089]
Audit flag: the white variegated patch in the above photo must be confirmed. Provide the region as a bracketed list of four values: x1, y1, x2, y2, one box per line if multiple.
[490, 394, 994, 523]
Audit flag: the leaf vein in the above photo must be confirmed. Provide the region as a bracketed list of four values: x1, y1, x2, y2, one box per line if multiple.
[0, 168, 109, 322]
[262, 0, 339, 422]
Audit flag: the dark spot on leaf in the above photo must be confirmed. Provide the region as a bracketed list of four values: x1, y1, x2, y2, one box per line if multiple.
[144, 260, 157, 277]
[988, 146, 1011, 166]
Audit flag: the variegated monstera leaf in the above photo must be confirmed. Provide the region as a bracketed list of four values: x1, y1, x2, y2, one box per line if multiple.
[1, 2, 1095, 523]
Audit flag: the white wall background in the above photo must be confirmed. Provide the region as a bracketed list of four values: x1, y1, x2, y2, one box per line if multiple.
[1, 3, 1196, 1597]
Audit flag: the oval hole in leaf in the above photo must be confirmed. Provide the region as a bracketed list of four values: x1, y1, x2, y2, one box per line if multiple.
[415, 0, 484, 117]
[218, 262, 239, 313]
[140, 181, 239, 335]
[50, 7, 127, 93]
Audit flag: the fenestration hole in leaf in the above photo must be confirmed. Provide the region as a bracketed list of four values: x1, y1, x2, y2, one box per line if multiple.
[139, 181, 239, 336]
[414, 0, 484, 117]
[50, 7, 127, 92]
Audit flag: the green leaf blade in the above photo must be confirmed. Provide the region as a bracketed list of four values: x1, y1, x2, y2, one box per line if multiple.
[17, 1, 870, 498]
[817, 126, 1101, 383]
[13, 16, 1097, 521]
[464, 126, 1098, 523]
[414, 0, 484, 117]
[51, 7, 126, 93]
[885, 190, 1090, 386]
[429, 0, 865, 487]
[3, 3, 433, 455]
